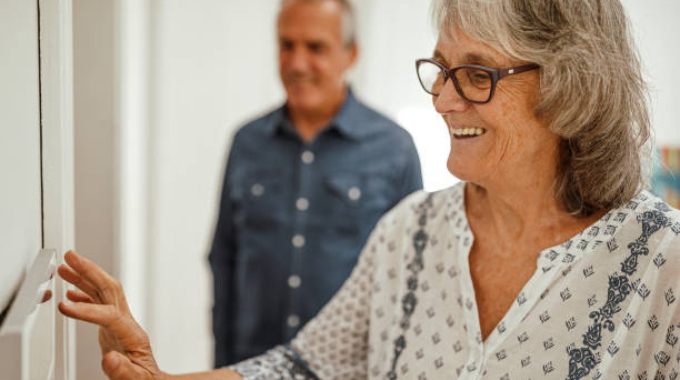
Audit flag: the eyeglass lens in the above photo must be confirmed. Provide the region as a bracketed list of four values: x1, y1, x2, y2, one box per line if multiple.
[418, 61, 493, 102]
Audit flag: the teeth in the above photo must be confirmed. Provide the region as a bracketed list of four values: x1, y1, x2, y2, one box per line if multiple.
[450, 127, 486, 137]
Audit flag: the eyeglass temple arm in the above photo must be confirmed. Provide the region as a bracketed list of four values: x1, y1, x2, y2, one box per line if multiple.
[497, 63, 540, 79]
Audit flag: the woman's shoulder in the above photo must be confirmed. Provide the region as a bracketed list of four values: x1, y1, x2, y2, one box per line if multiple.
[363, 182, 466, 279]
[627, 190, 680, 226]
[622, 190, 680, 250]
[377, 182, 465, 227]
[367, 182, 466, 253]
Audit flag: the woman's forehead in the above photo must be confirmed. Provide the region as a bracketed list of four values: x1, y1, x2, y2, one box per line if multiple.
[434, 32, 507, 67]
[433, 49, 501, 68]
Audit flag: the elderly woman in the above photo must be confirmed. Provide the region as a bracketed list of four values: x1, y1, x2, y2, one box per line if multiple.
[59, 0, 680, 379]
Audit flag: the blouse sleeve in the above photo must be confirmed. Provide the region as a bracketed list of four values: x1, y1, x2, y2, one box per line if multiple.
[229, 222, 379, 380]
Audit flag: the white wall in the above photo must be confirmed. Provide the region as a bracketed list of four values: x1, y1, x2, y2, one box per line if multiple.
[621, 0, 680, 147]
[73, 1, 117, 379]
[143, 0, 283, 372]
[71, 0, 680, 376]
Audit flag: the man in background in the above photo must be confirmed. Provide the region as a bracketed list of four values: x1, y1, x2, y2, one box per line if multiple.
[209, 0, 422, 366]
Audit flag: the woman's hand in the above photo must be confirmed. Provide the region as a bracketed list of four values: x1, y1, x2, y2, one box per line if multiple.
[58, 250, 167, 380]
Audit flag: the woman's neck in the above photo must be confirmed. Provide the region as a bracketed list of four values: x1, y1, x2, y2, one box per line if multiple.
[464, 178, 606, 257]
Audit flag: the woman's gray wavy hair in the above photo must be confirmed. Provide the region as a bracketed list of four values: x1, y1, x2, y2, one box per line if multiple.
[434, 0, 651, 217]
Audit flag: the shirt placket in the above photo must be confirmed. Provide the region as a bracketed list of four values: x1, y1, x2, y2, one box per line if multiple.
[453, 217, 577, 379]
[455, 228, 486, 379]
[283, 145, 316, 340]
[473, 224, 610, 378]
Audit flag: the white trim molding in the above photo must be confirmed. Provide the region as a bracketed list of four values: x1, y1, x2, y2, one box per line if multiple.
[39, 0, 76, 379]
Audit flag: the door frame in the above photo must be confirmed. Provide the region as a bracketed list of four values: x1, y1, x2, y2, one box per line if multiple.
[39, 0, 76, 379]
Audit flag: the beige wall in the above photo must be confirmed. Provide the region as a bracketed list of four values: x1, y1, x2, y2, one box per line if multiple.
[73, 0, 117, 378]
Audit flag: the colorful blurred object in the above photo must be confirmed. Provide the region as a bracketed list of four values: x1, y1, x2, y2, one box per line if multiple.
[652, 147, 680, 208]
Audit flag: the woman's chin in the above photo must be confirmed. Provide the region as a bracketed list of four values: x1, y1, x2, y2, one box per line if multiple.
[446, 157, 482, 183]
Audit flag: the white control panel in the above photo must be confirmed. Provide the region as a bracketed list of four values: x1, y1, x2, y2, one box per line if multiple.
[0, 249, 57, 380]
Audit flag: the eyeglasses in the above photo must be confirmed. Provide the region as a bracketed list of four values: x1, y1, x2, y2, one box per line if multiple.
[415, 59, 540, 104]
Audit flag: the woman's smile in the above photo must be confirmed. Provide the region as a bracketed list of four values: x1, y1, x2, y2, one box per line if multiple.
[448, 125, 488, 138]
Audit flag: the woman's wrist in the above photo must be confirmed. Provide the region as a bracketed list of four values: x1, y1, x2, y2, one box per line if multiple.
[163, 368, 243, 380]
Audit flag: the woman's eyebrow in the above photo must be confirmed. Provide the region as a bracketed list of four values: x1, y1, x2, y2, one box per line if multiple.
[431, 50, 501, 68]
[461, 52, 500, 67]
[432, 50, 447, 63]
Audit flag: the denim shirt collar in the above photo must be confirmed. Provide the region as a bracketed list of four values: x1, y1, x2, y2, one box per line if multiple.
[266, 88, 364, 141]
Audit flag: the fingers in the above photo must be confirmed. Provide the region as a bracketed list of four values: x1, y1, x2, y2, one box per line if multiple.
[59, 251, 160, 380]
[59, 301, 147, 347]
[61, 251, 128, 311]
[41, 290, 53, 303]
[102, 351, 152, 380]
[59, 300, 119, 326]
[63, 251, 122, 303]
[58, 264, 99, 301]
[66, 289, 95, 303]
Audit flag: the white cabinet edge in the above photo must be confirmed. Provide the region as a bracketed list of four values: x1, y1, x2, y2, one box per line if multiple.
[0, 249, 57, 379]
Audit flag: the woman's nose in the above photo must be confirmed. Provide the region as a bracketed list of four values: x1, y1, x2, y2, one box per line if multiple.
[433, 78, 470, 114]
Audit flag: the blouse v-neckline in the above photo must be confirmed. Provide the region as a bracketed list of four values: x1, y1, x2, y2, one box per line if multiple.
[450, 183, 619, 357]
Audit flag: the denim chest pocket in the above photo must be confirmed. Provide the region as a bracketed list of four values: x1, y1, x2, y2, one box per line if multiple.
[230, 173, 283, 231]
[324, 172, 395, 216]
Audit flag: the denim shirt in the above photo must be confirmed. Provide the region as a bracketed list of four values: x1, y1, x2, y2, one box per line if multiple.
[209, 90, 423, 366]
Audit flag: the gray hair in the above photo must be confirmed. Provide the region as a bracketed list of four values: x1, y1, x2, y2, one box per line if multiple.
[433, 0, 651, 217]
[280, 0, 357, 48]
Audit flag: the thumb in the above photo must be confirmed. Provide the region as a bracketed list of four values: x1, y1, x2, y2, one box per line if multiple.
[102, 351, 151, 380]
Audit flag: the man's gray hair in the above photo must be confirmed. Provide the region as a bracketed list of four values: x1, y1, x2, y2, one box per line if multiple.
[280, 0, 357, 48]
[433, 0, 651, 217]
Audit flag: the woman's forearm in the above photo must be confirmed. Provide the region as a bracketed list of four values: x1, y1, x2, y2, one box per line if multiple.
[167, 368, 243, 380]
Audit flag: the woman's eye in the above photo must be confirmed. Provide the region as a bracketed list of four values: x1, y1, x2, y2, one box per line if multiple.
[467, 71, 490, 86]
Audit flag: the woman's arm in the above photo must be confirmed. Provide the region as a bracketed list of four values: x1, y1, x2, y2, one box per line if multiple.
[58, 250, 243, 380]
[104, 367, 240, 380]
[168, 370, 240, 380]
[59, 211, 384, 380]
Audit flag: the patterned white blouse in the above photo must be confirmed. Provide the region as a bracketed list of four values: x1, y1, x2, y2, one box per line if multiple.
[230, 182, 680, 380]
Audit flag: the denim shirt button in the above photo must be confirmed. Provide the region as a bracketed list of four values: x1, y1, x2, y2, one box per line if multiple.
[296, 197, 309, 211]
[288, 275, 301, 289]
[251, 183, 265, 197]
[292, 234, 306, 248]
[287, 315, 300, 328]
[301, 150, 315, 164]
[348, 186, 362, 201]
